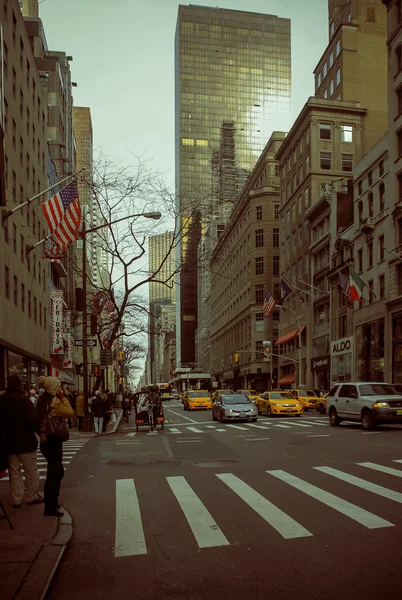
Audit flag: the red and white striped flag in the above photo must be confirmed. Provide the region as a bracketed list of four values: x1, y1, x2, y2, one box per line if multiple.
[42, 180, 82, 252]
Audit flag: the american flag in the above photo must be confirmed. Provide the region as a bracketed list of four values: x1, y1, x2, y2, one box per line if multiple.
[262, 290, 276, 317]
[338, 271, 354, 308]
[42, 180, 82, 252]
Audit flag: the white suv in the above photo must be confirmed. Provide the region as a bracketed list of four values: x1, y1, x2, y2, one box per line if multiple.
[326, 382, 402, 430]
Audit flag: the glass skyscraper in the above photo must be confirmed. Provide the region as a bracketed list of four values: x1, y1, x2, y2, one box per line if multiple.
[175, 4, 291, 367]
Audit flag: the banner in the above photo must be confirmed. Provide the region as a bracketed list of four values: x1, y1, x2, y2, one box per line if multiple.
[63, 310, 73, 368]
[51, 290, 64, 354]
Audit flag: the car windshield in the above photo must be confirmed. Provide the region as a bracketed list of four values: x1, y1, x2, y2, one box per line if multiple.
[358, 384, 399, 396]
[189, 391, 209, 397]
[270, 393, 293, 399]
[222, 395, 252, 404]
[300, 390, 316, 397]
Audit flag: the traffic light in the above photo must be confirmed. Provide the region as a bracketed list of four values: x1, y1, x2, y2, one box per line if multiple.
[90, 314, 97, 335]
[234, 352, 239, 363]
[119, 350, 124, 361]
[92, 364, 100, 375]
[75, 287, 84, 311]
[75, 363, 84, 375]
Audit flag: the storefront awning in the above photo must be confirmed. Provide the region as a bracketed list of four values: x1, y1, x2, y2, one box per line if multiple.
[49, 367, 74, 385]
[275, 325, 305, 346]
[278, 373, 295, 385]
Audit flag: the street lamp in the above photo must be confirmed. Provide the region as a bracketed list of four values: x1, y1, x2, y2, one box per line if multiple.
[79, 209, 161, 432]
[276, 305, 303, 387]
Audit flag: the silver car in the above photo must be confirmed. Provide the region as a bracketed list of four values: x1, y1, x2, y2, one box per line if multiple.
[212, 394, 258, 423]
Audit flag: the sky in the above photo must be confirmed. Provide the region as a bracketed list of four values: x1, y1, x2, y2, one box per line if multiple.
[39, 0, 328, 382]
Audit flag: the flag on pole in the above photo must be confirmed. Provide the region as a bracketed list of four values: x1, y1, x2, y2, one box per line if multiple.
[349, 268, 365, 302]
[42, 180, 82, 252]
[338, 271, 354, 308]
[262, 290, 276, 317]
[280, 276, 293, 302]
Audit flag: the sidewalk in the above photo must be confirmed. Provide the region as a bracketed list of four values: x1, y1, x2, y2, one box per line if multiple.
[0, 408, 122, 599]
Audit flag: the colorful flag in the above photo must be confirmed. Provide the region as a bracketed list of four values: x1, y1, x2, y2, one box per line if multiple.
[262, 290, 276, 317]
[91, 289, 115, 314]
[42, 180, 82, 252]
[349, 268, 365, 302]
[280, 276, 293, 302]
[338, 271, 354, 308]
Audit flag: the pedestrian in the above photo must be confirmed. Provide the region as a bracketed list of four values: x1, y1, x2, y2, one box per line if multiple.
[102, 394, 113, 432]
[92, 390, 106, 434]
[76, 390, 84, 431]
[29, 389, 37, 405]
[0, 375, 43, 508]
[36, 376, 73, 517]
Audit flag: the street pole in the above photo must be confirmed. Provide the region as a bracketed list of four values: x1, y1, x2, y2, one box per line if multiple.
[277, 305, 302, 387]
[80, 208, 91, 432]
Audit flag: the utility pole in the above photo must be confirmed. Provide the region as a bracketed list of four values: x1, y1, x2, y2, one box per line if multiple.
[80, 208, 91, 432]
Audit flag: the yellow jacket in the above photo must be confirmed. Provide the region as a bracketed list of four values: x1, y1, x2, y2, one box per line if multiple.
[39, 394, 74, 441]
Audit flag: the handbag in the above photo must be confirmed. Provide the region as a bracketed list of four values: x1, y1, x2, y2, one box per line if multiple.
[46, 400, 69, 442]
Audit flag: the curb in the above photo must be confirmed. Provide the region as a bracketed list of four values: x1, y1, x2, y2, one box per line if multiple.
[15, 507, 73, 600]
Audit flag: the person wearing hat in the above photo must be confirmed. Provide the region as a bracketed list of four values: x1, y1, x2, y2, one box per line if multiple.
[36, 376, 73, 517]
[29, 389, 37, 405]
[0, 375, 42, 508]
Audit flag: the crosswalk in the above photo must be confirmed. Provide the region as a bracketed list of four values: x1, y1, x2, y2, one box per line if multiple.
[114, 458, 402, 557]
[166, 416, 329, 436]
[0, 439, 88, 482]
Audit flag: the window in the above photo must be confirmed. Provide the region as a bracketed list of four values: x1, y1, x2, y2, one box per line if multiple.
[14, 276, 18, 306]
[330, 21, 334, 36]
[399, 218, 402, 244]
[320, 152, 332, 170]
[255, 284, 264, 304]
[379, 161, 384, 177]
[13, 224, 17, 253]
[34, 297, 37, 322]
[21, 284, 25, 312]
[379, 182, 385, 212]
[358, 201, 363, 225]
[323, 63, 328, 78]
[274, 204, 279, 219]
[368, 241, 374, 268]
[398, 0, 402, 24]
[368, 171, 373, 186]
[347, 12, 351, 22]
[273, 284, 280, 301]
[397, 46, 402, 75]
[273, 256, 280, 275]
[336, 68, 341, 86]
[367, 7, 375, 22]
[28, 291, 31, 317]
[379, 275, 385, 300]
[44, 308, 47, 329]
[339, 384, 358, 399]
[319, 123, 331, 140]
[5, 266, 10, 299]
[255, 229, 264, 248]
[329, 52, 334, 67]
[368, 192, 374, 217]
[317, 73, 322, 87]
[336, 40, 341, 57]
[342, 153, 353, 172]
[379, 235, 385, 261]
[20, 235, 24, 263]
[398, 265, 402, 296]
[330, 80, 334, 95]
[304, 188, 309, 209]
[256, 206, 262, 221]
[398, 130, 402, 158]
[273, 228, 279, 247]
[255, 313, 264, 332]
[324, 89, 328, 99]
[272, 309, 280, 321]
[255, 257, 264, 275]
[398, 87, 402, 117]
[339, 315, 347, 338]
[255, 341, 263, 356]
[39, 302, 42, 327]
[358, 248, 363, 272]
[368, 280, 374, 304]
[305, 155, 310, 174]
[399, 173, 402, 201]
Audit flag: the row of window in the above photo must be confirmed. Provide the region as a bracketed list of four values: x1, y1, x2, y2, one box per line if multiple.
[4, 267, 48, 326]
[256, 204, 279, 221]
[3, 224, 47, 287]
[255, 255, 279, 276]
[316, 39, 341, 89]
[320, 151, 353, 172]
[319, 123, 353, 143]
[356, 235, 384, 273]
[357, 183, 386, 222]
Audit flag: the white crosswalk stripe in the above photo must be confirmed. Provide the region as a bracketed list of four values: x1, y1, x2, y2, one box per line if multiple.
[186, 427, 204, 433]
[247, 423, 270, 430]
[358, 462, 402, 478]
[315, 466, 402, 503]
[226, 424, 249, 430]
[115, 479, 146, 557]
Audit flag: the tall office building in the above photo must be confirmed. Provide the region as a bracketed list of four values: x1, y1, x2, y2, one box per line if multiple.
[175, 4, 291, 368]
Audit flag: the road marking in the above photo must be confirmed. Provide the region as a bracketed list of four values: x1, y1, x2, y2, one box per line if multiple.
[315, 466, 402, 504]
[216, 429, 226, 432]
[245, 438, 270, 442]
[301, 421, 329, 427]
[287, 422, 312, 428]
[247, 424, 270, 430]
[271, 424, 292, 429]
[292, 432, 310, 435]
[115, 479, 146, 557]
[116, 442, 141, 445]
[206, 426, 216, 429]
[126, 432, 137, 437]
[361, 432, 382, 435]
[268, 470, 393, 530]
[216, 473, 312, 540]
[167, 476, 229, 548]
[307, 434, 330, 438]
[393, 459, 402, 464]
[186, 427, 204, 433]
[358, 462, 402, 478]
[164, 408, 196, 423]
[176, 439, 202, 443]
[226, 424, 249, 430]
[168, 428, 182, 434]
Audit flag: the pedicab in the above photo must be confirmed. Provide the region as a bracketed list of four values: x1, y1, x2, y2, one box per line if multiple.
[134, 391, 164, 432]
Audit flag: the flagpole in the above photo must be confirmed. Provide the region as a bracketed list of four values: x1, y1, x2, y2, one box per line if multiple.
[1, 168, 84, 224]
[25, 233, 53, 257]
[277, 304, 303, 387]
[298, 279, 326, 295]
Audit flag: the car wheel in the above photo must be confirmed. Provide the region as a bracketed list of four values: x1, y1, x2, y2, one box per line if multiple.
[329, 408, 340, 426]
[266, 405, 271, 417]
[361, 410, 376, 431]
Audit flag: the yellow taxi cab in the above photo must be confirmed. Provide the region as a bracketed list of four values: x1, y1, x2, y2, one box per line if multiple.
[316, 394, 327, 414]
[211, 389, 234, 403]
[183, 390, 212, 411]
[288, 389, 321, 411]
[237, 389, 261, 404]
[256, 391, 303, 417]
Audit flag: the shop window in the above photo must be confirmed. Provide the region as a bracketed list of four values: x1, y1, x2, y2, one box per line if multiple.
[379, 275, 385, 300]
[379, 183, 385, 212]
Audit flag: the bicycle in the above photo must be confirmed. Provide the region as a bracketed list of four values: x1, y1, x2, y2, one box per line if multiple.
[147, 401, 154, 432]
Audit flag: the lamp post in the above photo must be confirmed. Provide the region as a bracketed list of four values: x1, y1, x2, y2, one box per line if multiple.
[79, 210, 162, 432]
[276, 304, 303, 387]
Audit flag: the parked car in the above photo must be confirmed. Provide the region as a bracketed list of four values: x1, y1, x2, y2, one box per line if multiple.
[257, 391, 303, 417]
[183, 390, 212, 411]
[212, 393, 258, 423]
[326, 382, 402, 430]
[288, 389, 320, 411]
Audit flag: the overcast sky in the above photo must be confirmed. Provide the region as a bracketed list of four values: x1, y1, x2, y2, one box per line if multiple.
[40, 0, 328, 182]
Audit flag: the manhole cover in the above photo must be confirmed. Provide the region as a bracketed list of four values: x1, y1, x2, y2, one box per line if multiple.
[193, 459, 239, 468]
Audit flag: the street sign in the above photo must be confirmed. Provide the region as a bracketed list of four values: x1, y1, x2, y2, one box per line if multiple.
[74, 339, 97, 347]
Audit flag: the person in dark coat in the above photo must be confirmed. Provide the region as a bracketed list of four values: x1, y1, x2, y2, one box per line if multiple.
[0, 375, 42, 508]
[91, 391, 106, 434]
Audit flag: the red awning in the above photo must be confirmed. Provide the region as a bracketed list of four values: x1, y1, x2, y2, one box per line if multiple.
[275, 325, 306, 346]
[278, 373, 295, 385]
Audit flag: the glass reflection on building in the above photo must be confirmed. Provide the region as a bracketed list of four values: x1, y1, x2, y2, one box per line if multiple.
[356, 318, 385, 382]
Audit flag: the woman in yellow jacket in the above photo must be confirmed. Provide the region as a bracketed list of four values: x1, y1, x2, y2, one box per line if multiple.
[36, 376, 73, 517]
[76, 391, 84, 431]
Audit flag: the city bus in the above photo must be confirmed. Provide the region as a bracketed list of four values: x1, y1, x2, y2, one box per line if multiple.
[156, 382, 172, 401]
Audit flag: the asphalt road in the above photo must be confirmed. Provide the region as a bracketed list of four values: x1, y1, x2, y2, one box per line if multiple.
[49, 401, 402, 600]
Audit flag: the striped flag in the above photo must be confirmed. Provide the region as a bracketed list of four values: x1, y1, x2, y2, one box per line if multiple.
[42, 180, 82, 252]
[262, 290, 276, 318]
[338, 272, 354, 308]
